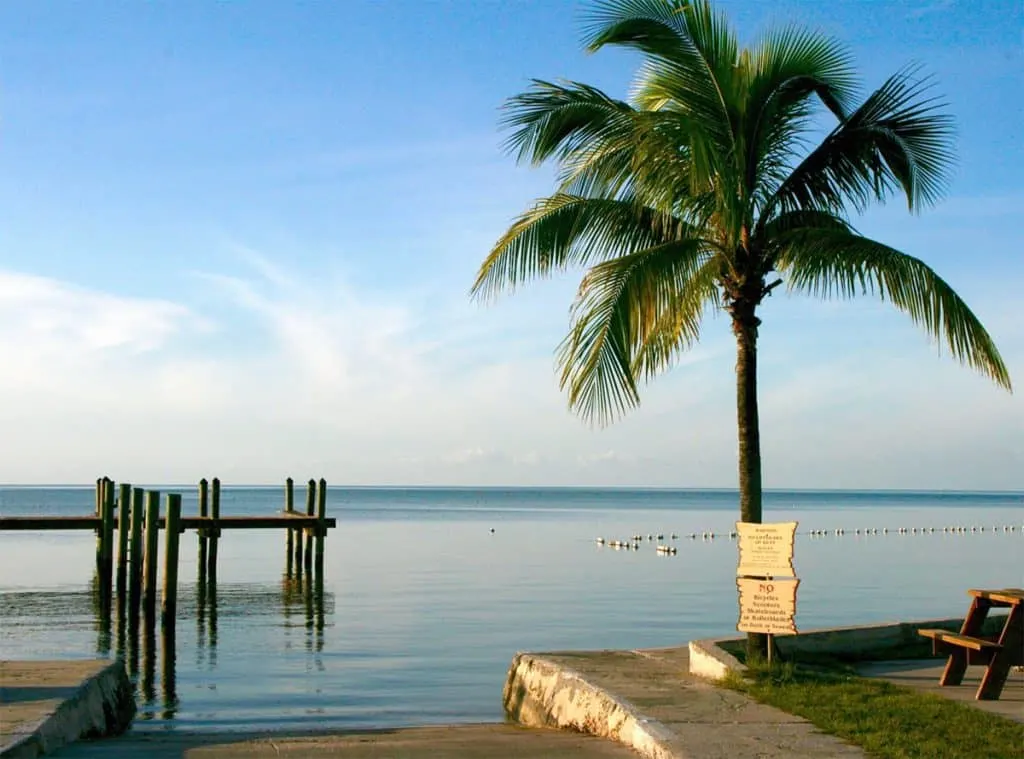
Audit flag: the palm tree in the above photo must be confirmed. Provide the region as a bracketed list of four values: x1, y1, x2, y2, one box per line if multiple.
[471, 0, 1012, 653]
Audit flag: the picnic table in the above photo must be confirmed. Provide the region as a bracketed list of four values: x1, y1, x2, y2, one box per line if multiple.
[918, 588, 1024, 700]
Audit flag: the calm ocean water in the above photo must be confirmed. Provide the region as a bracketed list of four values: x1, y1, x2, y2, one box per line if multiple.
[0, 486, 1021, 733]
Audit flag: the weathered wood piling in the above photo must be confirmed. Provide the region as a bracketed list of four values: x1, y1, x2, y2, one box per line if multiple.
[304, 479, 315, 576]
[116, 483, 131, 608]
[161, 494, 182, 628]
[315, 477, 327, 586]
[98, 479, 115, 618]
[128, 488, 144, 625]
[143, 490, 161, 623]
[208, 478, 221, 585]
[285, 477, 295, 575]
[197, 478, 209, 593]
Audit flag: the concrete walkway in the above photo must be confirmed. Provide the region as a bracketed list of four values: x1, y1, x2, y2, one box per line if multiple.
[858, 659, 1024, 723]
[505, 646, 864, 758]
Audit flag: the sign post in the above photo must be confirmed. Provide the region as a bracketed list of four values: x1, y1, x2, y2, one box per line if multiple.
[736, 521, 799, 663]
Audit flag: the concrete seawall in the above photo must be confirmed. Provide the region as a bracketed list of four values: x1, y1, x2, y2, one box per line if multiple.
[687, 616, 1004, 681]
[0, 660, 135, 758]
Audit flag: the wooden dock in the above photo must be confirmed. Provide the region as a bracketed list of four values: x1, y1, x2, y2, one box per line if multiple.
[0, 476, 335, 638]
[0, 514, 337, 531]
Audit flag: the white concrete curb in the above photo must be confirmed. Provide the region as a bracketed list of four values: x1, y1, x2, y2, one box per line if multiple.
[503, 652, 681, 759]
[0, 660, 135, 758]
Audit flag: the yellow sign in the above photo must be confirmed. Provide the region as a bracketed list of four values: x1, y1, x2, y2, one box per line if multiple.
[736, 578, 799, 635]
[736, 521, 797, 577]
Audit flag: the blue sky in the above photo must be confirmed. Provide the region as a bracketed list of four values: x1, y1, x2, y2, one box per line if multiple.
[0, 0, 1020, 488]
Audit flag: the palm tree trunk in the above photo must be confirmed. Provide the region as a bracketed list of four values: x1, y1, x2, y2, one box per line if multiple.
[735, 315, 763, 525]
[734, 308, 767, 660]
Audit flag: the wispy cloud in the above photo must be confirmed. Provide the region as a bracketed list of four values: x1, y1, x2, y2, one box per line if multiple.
[0, 270, 198, 356]
[0, 244, 1019, 489]
[905, 0, 956, 19]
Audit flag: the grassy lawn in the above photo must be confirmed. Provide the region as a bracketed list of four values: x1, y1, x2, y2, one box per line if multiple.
[724, 660, 1024, 759]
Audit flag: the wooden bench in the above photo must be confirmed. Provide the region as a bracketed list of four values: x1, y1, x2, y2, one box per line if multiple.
[918, 629, 1003, 665]
[918, 588, 1024, 700]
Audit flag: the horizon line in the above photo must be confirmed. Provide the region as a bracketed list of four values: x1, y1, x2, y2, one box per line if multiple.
[1, 483, 1020, 496]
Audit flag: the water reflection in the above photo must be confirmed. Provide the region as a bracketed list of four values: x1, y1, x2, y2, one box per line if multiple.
[161, 627, 177, 720]
[92, 553, 333, 725]
[140, 623, 156, 707]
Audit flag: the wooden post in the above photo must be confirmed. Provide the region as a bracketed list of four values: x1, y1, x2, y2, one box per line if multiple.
[116, 483, 131, 607]
[293, 498, 304, 578]
[197, 479, 209, 593]
[162, 493, 182, 628]
[128, 488, 145, 627]
[94, 478, 103, 575]
[285, 478, 295, 576]
[99, 479, 116, 620]
[303, 479, 314, 575]
[143, 490, 161, 624]
[305, 479, 315, 516]
[314, 478, 326, 581]
[208, 478, 220, 585]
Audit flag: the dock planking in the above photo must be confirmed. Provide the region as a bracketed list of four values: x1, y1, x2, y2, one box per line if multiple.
[0, 513, 337, 531]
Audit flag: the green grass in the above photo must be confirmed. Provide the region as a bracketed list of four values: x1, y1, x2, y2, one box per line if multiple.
[724, 661, 1024, 759]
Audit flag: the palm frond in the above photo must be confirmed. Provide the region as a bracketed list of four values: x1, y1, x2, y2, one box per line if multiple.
[556, 110, 721, 226]
[742, 26, 858, 212]
[584, 0, 738, 168]
[760, 66, 955, 225]
[471, 194, 691, 301]
[776, 229, 1011, 390]
[502, 79, 636, 168]
[630, 255, 722, 380]
[557, 238, 716, 423]
[761, 209, 853, 238]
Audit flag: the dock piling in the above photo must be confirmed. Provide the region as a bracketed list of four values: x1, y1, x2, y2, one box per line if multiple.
[94, 478, 103, 576]
[116, 483, 131, 608]
[304, 479, 315, 575]
[314, 478, 327, 583]
[99, 480, 116, 618]
[142, 490, 161, 624]
[285, 478, 295, 575]
[128, 488, 144, 626]
[293, 509, 304, 579]
[197, 479, 209, 593]
[161, 494, 182, 628]
[208, 478, 220, 585]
